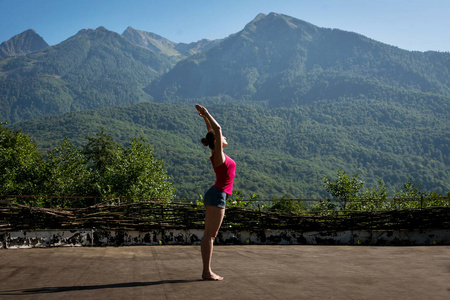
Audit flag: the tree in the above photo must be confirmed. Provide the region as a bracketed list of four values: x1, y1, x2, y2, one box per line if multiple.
[101, 138, 175, 200]
[323, 169, 363, 209]
[1, 125, 175, 205]
[359, 179, 389, 211]
[83, 128, 119, 174]
[0, 123, 45, 198]
[395, 179, 427, 200]
[393, 178, 429, 209]
[44, 138, 93, 206]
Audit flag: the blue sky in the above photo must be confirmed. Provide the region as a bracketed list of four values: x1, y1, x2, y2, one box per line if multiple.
[1, 0, 449, 52]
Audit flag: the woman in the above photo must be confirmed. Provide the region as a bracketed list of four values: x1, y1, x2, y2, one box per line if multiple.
[196, 104, 236, 281]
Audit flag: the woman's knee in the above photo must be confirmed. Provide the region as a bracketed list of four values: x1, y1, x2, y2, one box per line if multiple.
[203, 230, 219, 240]
[203, 206, 224, 240]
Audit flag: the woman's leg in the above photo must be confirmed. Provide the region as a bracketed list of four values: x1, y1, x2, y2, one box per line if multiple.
[201, 205, 225, 280]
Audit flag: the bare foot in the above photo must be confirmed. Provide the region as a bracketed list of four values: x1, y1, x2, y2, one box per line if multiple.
[202, 272, 224, 281]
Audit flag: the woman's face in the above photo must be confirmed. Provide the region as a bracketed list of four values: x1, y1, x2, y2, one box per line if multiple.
[222, 136, 228, 147]
[214, 136, 228, 148]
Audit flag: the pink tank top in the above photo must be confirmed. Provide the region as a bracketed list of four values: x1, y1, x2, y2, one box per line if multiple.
[210, 153, 236, 195]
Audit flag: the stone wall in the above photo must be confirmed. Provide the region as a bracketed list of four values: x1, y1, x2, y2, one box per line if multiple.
[1, 228, 449, 249]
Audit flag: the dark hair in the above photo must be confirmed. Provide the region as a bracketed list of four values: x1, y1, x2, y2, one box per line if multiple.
[201, 131, 215, 150]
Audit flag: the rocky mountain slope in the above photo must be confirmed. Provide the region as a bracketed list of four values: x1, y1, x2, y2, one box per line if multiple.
[0, 29, 49, 58]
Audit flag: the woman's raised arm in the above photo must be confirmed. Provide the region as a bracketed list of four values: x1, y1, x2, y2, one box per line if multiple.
[195, 104, 225, 166]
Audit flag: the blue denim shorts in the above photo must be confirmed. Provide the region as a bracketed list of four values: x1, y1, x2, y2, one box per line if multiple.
[203, 186, 228, 208]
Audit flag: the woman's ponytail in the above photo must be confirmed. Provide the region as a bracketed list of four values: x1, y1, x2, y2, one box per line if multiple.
[201, 131, 215, 150]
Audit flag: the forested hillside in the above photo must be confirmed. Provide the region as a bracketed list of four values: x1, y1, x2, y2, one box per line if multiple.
[11, 97, 449, 199]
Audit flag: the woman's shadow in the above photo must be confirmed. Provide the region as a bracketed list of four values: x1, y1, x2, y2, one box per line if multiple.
[0, 279, 203, 295]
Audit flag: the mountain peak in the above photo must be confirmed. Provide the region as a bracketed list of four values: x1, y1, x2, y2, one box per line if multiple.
[123, 26, 171, 43]
[0, 29, 49, 58]
[124, 26, 137, 32]
[253, 13, 267, 21]
[21, 29, 37, 35]
[249, 12, 317, 31]
[75, 26, 113, 37]
[233, 11, 318, 47]
[76, 28, 94, 35]
[122, 26, 179, 57]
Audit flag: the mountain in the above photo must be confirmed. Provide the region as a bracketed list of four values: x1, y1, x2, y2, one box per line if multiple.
[146, 13, 450, 107]
[122, 26, 221, 62]
[2, 13, 449, 122]
[0, 26, 172, 123]
[1, 12, 448, 198]
[0, 29, 49, 58]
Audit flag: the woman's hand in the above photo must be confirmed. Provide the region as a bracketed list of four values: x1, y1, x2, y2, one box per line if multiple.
[197, 104, 213, 132]
[195, 104, 208, 117]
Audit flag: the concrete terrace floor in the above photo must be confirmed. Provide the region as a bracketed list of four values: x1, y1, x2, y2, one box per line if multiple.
[0, 245, 449, 300]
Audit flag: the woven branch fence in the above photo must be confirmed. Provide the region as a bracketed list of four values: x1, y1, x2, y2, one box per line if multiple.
[1, 195, 449, 232]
